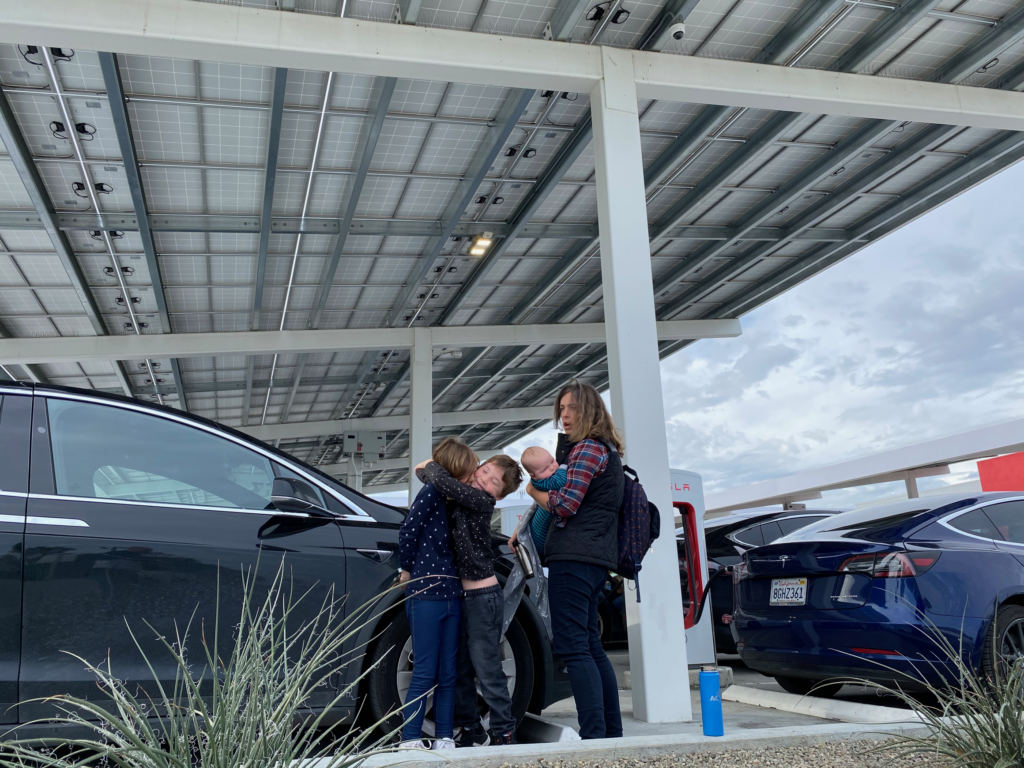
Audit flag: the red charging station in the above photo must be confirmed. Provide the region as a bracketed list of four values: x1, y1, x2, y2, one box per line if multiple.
[671, 469, 715, 666]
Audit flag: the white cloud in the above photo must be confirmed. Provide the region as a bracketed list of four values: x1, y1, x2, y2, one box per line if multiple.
[503, 157, 1024, 509]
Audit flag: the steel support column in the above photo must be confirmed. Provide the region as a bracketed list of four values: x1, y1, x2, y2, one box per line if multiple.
[591, 47, 689, 723]
[253, 67, 289, 332]
[311, 77, 397, 329]
[243, 67, 288, 424]
[409, 327, 432, 504]
[99, 51, 189, 409]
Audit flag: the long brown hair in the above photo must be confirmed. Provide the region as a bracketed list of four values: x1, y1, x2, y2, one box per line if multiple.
[432, 437, 478, 482]
[553, 380, 624, 455]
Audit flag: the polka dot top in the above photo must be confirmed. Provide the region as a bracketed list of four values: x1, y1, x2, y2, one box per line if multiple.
[398, 483, 461, 600]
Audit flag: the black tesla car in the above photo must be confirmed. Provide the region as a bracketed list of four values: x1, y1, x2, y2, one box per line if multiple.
[0, 383, 568, 736]
[594, 509, 842, 650]
[694, 509, 842, 653]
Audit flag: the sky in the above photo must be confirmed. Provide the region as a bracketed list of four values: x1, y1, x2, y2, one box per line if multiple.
[372, 158, 1024, 510]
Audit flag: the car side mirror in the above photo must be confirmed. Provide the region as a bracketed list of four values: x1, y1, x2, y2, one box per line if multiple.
[271, 477, 332, 517]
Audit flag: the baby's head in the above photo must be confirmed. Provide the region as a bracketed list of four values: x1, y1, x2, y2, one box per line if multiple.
[433, 437, 479, 484]
[521, 446, 559, 481]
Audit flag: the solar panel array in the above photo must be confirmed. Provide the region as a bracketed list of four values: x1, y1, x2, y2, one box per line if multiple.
[1, 0, 1023, 491]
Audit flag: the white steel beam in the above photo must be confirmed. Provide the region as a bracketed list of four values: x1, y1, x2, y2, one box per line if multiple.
[409, 328, 432, 504]
[364, 483, 410, 496]
[7, 0, 1024, 132]
[239, 405, 552, 442]
[318, 449, 503, 476]
[0, 319, 741, 366]
[591, 47, 690, 724]
[703, 415, 1024, 513]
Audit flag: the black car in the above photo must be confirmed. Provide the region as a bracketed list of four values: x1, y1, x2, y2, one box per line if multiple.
[0, 383, 568, 736]
[695, 509, 842, 653]
[594, 511, 840, 650]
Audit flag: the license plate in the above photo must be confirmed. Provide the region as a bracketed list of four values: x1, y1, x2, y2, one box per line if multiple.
[770, 577, 807, 606]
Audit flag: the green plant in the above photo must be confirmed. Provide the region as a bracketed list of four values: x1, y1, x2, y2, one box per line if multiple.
[841, 604, 1024, 767]
[1, 558, 414, 768]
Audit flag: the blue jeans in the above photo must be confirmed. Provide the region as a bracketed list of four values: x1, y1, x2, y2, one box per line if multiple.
[548, 560, 623, 740]
[402, 597, 462, 740]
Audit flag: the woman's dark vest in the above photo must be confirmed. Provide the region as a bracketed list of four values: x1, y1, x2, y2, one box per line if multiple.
[544, 432, 623, 571]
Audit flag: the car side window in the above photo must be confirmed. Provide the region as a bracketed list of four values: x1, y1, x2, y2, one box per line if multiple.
[732, 524, 764, 547]
[760, 520, 784, 543]
[47, 398, 274, 510]
[948, 508, 1003, 540]
[778, 515, 827, 536]
[980, 502, 1024, 544]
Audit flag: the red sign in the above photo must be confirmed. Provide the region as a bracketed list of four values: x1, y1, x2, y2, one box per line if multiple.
[979, 452, 1024, 492]
[672, 482, 691, 491]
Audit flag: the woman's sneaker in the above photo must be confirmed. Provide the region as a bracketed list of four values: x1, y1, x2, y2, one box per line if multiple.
[431, 738, 457, 751]
[455, 722, 490, 748]
[397, 739, 428, 750]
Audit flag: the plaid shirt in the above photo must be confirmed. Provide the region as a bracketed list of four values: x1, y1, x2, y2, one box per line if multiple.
[547, 439, 608, 527]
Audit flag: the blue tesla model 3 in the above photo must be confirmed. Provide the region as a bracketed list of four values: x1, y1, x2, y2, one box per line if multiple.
[731, 492, 1024, 697]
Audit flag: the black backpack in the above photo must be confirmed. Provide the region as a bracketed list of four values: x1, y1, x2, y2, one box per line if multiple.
[616, 465, 661, 602]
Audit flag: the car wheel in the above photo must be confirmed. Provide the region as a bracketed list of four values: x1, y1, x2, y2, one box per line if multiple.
[597, 608, 610, 644]
[367, 609, 535, 736]
[774, 675, 843, 698]
[982, 604, 1024, 681]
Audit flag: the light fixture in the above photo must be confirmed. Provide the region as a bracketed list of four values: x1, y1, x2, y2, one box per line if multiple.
[469, 231, 494, 258]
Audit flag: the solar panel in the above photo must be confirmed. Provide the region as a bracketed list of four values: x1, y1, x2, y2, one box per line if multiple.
[1, 0, 1023, 483]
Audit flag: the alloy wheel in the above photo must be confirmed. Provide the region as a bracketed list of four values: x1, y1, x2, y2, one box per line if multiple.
[395, 635, 517, 735]
[999, 618, 1024, 667]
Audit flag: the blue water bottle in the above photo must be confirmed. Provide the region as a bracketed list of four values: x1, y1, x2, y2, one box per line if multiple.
[699, 665, 724, 737]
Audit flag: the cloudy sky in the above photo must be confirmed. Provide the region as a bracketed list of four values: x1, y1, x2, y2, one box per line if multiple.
[374, 158, 1024, 509]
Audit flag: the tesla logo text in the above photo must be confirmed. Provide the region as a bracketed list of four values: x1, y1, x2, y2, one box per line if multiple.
[672, 483, 691, 491]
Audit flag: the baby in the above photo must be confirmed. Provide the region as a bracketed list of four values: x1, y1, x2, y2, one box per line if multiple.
[518, 446, 568, 557]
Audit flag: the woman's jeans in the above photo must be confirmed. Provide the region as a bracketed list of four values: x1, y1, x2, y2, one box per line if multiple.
[402, 597, 462, 740]
[548, 561, 623, 740]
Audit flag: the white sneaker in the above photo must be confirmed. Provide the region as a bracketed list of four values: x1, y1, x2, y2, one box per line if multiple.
[431, 738, 457, 751]
[398, 739, 427, 750]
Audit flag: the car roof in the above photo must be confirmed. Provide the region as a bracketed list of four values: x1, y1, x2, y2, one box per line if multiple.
[677, 508, 843, 539]
[777, 492, 1020, 543]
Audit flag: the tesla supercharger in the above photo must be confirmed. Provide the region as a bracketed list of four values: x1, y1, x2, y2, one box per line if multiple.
[671, 468, 716, 666]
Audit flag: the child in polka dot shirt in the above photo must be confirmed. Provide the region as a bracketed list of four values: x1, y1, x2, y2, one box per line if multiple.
[397, 437, 479, 751]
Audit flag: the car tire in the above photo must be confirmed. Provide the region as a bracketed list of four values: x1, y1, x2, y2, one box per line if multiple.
[597, 607, 611, 645]
[982, 604, 1024, 681]
[774, 675, 843, 698]
[367, 609, 535, 734]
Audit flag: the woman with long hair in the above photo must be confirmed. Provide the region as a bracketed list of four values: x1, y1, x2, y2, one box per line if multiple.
[525, 380, 624, 740]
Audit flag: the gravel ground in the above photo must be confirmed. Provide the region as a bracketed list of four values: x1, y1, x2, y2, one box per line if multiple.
[500, 740, 939, 768]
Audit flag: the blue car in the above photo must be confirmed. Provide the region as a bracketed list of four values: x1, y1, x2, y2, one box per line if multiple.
[732, 492, 1024, 697]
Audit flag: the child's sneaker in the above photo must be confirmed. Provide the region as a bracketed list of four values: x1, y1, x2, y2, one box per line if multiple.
[397, 739, 428, 750]
[455, 722, 490, 748]
[489, 730, 517, 746]
[431, 738, 457, 750]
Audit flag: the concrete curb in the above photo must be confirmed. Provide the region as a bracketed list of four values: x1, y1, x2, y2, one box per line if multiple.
[623, 666, 735, 690]
[350, 721, 930, 768]
[722, 685, 925, 724]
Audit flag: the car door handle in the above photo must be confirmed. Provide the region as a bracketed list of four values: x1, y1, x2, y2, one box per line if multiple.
[356, 549, 394, 563]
